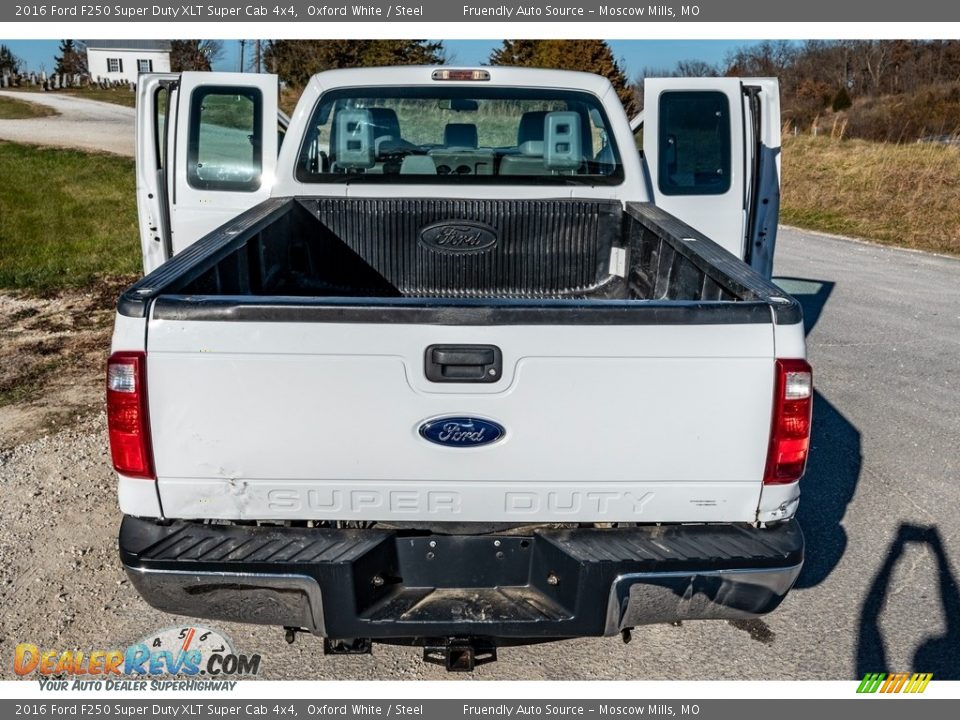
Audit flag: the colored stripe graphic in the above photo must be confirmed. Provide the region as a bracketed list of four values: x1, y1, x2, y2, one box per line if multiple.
[857, 673, 886, 693]
[881, 672, 909, 693]
[904, 673, 933, 693]
[857, 672, 932, 693]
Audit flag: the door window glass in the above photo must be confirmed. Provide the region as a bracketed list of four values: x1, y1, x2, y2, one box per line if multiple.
[187, 86, 262, 192]
[657, 91, 731, 195]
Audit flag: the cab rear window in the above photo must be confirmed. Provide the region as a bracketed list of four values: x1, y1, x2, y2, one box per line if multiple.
[295, 86, 623, 186]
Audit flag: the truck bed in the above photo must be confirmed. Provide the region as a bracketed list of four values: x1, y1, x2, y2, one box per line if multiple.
[119, 198, 798, 324]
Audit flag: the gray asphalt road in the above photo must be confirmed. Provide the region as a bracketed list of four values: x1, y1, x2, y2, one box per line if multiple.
[0, 91, 134, 156]
[770, 228, 960, 680]
[1, 228, 958, 681]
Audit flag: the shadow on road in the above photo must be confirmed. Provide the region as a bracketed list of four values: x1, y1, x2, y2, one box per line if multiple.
[774, 277, 862, 589]
[794, 391, 861, 588]
[773, 277, 834, 336]
[856, 524, 960, 679]
[778, 277, 960, 679]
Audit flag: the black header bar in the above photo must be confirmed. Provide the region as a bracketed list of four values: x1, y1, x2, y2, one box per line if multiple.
[5, 1, 960, 23]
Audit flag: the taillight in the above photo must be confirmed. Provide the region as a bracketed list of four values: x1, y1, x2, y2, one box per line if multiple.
[764, 358, 813, 485]
[106, 351, 155, 479]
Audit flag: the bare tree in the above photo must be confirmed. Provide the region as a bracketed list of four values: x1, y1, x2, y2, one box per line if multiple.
[675, 59, 720, 77]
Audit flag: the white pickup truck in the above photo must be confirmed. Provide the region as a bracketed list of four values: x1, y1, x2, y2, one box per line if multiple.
[110, 67, 810, 670]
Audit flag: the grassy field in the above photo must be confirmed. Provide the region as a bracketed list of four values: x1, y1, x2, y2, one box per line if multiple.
[781, 135, 960, 256]
[3, 86, 136, 107]
[0, 95, 59, 119]
[0, 142, 141, 291]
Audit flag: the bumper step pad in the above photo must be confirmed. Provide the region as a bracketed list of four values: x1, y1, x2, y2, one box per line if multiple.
[121, 517, 803, 641]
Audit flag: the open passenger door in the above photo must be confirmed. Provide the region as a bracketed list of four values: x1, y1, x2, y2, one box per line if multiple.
[136, 72, 279, 272]
[641, 78, 780, 277]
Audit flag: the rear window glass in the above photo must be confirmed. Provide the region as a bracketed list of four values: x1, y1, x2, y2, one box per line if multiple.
[296, 86, 623, 186]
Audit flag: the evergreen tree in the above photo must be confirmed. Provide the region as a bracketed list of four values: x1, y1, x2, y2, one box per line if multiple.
[0, 44, 23, 75]
[54, 40, 87, 76]
[170, 40, 223, 72]
[488, 40, 538, 67]
[487, 40, 638, 115]
[831, 86, 853, 112]
[264, 40, 445, 88]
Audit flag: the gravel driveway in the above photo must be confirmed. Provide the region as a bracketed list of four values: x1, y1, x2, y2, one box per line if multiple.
[0, 91, 134, 156]
[0, 229, 958, 681]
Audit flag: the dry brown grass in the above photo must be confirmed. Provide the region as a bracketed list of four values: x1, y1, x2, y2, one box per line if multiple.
[781, 135, 960, 256]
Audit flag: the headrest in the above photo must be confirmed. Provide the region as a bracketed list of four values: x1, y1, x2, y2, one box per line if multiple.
[368, 107, 401, 140]
[517, 111, 548, 144]
[333, 109, 375, 169]
[444, 123, 478, 149]
[518, 140, 544, 156]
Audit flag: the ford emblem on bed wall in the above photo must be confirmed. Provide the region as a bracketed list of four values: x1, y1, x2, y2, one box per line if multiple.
[419, 416, 505, 447]
[419, 221, 498, 252]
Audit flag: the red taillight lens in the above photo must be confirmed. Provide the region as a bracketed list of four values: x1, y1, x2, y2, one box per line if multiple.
[106, 351, 155, 479]
[764, 358, 813, 485]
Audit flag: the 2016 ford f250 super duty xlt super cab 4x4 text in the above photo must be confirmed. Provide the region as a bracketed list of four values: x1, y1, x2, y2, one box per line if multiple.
[110, 67, 809, 670]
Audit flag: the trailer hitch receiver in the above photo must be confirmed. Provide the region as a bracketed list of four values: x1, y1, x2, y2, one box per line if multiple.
[423, 638, 497, 672]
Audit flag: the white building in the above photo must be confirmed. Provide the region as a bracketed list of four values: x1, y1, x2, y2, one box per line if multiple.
[84, 40, 171, 84]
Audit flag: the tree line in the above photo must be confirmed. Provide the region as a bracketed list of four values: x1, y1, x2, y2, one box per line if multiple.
[647, 40, 960, 140]
[261, 39, 960, 139]
[9, 39, 957, 141]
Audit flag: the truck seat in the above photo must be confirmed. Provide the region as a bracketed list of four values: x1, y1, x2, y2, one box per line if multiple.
[400, 155, 437, 175]
[368, 107, 416, 154]
[499, 141, 549, 175]
[517, 111, 548, 145]
[499, 111, 550, 175]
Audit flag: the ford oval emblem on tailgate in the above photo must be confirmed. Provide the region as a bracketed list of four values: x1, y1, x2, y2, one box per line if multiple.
[419, 416, 505, 447]
[419, 221, 498, 253]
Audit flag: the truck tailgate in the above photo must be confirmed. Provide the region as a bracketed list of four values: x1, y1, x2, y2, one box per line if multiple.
[146, 317, 775, 523]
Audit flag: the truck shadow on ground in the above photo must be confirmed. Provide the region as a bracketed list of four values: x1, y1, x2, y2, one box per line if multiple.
[773, 278, 861, 590]
[793, 390, 860, 589]
[856, 524, 960, 679]
[778, 277, 960, 679]
[773, 276, 833, 337]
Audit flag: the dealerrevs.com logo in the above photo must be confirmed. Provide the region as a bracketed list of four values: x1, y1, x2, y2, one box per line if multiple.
[14, 626, 261, 691]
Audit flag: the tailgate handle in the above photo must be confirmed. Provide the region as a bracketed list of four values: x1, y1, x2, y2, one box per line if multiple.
[433, 348, 495, 366]
[425, 345, 502, 383]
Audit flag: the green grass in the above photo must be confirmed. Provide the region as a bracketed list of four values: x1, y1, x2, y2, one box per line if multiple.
[199, 92, 258, 131]
[68, 86, 137, 107]
[0, 95, 59, 119]
[0, 141, 141, 292]
[781, 135, 960, 256]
